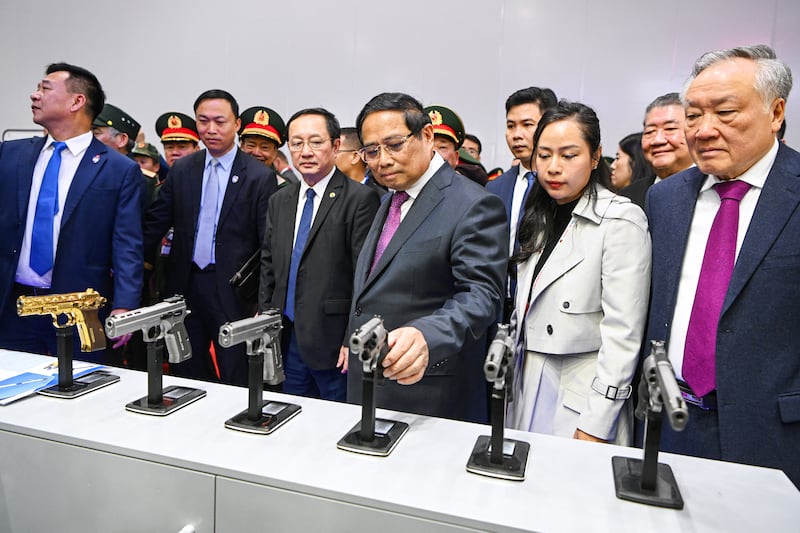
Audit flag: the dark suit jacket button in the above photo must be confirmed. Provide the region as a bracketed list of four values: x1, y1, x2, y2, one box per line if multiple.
[355, 307, 362, 317]
[562, 301, 570, 309]
[547, 325, 553, 335]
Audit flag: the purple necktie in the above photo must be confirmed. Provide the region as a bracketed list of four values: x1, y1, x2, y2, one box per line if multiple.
[683, 179, 751, 397]
[371, 191, 409, 271]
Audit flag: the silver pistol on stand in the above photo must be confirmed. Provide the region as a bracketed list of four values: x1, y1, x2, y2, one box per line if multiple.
[219, 310, 284, 385]
[104, 296, 191, 364]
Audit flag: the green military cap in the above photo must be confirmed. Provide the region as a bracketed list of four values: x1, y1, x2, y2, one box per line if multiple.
[93, 103, 141, 140]
[457, 147, 481, 166]
[424, 105, 465, 148]
[131, 142, 160, 162]
[238, 106, 286, 147]
[155, 112, 199, 143]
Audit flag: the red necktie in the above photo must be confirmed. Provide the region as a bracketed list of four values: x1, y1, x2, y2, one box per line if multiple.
[683, 180, 751, 397]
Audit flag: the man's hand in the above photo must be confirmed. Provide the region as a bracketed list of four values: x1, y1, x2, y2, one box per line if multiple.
[109, 308, 132, 349]
[573, 429, 608, 444]
[382, 327, 428, 385]
[337, 345, 349, 374]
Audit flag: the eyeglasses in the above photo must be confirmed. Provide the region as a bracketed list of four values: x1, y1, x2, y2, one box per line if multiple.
[288, 138, 332, 152]
[358, 131, 417, 163]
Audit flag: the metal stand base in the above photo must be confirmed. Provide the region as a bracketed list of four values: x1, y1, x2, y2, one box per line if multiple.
[612, 456, 684, 509]
[38, 371, 120, 399]
[225, 400, 302, 434]
[337, 418, 409, 456]
[466, 435, 530, 481]
[125, 385, 206, 416]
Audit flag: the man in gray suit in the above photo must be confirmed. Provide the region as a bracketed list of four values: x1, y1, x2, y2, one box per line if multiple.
[646, 45, 799, 486]
[345, 93, 507, 423]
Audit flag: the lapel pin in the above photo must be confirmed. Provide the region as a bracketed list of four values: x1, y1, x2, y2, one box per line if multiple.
[231, 175, 239, 184]
[329, 192, 336, 198]
[92, 155, 100, 163]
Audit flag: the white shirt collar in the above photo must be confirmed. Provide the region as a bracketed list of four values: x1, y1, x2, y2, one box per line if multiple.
[701, 138, 779, 193]
[45, 131, 93, 157]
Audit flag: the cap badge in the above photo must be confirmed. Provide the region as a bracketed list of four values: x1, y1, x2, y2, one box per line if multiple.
[168, 115, 182, 129]
[428, 110, 443, 126]
[254, 109, 270, 126]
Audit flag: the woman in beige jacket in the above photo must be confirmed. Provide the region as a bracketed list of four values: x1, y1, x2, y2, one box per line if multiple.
[508, 101, 651, 445]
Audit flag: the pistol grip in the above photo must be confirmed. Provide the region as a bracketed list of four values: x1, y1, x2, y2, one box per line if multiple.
[77, 310, 107, 352]
[165, 322, 192, 363]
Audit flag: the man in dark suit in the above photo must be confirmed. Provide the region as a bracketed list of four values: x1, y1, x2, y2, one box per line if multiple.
[621, 92, 694, 209]
[0, 63, 142, 360]
[486, 87, 557, 321]
[345, 93, 507, 423]
[646, 45, 800, 487]
[144, 89, 278, 386]
[259, 109, 379, 401]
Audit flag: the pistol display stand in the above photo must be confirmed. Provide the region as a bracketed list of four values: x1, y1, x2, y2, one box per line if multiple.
[466, 387, 529, 481]
[337, 367, 408, 456]
[225, 351, 301, 434]
[38, 325, 119, 399]
[126, 340, 205, 416]
[612, 411, 684, 509]
[612, 340, 685, 509]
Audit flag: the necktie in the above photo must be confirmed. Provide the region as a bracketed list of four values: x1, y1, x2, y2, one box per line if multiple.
[371, 191, 409, 271]
[683, 180, 751, 397]
[194, 159, 220, 269]
[517, 171, 535, 231]
[30, 141, 68, 276]
[285, 188, 316, 322]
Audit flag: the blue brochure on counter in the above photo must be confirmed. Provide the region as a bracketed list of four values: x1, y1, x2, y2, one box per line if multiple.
[0, 359, 104, 405]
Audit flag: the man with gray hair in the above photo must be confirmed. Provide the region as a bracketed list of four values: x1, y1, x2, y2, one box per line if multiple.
[645, 44, 799, 487]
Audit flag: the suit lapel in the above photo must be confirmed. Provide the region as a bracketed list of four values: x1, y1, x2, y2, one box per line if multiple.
[661, 169, 705, 318]
[61, 138, 107, 227]
[18, 137, 46, 218]
[724, 146, 800, 314]
[189, 151, 206, 236]
[365, 165, 447, 285]
[353, 194, 390, 299]
[218, 149, 246, 228]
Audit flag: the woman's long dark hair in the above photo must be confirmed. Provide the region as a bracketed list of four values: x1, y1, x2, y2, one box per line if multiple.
[618, 132, 654, 185]
[515, 100, 612, 264]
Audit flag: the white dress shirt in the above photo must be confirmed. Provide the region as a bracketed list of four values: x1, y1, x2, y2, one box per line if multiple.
[16, 132, 94, 287]
[668, 139, 779, 378]
[293, 167, 335, 246]
[509, 164, 533, 255]
[391, 151, 446, 222]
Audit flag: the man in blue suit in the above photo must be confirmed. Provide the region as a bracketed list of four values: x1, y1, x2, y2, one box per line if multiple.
[486, 86, 557, 321]
[0, 63, 142, 360]
[345, 93, 507, 423]
[646, 45, 800, 487]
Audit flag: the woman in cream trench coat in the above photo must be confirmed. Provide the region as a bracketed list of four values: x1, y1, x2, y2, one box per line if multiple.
[508, 101, 651, 445]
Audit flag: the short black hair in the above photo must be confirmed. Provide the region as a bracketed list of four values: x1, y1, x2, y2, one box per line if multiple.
[356, 92, 430, 144]
[505, 87, 558, 114]
[643, 92, 682, 122]
[193, 89, 239, 118]
[46, 62, 105, 120]
[340, 127, 362, 150]
[464, 133, 482, 154]
[287, 107, 341, 141]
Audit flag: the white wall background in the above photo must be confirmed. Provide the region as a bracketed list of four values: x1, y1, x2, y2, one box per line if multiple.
[1, 0, 798, 170]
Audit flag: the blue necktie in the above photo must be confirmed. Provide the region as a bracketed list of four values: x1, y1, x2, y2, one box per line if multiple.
[30, 141, 68, 276]
[194, 159, 220, 269]
[285, 188, 315, 322]
[517, 171, 535, 231]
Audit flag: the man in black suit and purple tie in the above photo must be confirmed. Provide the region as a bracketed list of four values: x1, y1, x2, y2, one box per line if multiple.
[345, 93, 507, 423]
[646, 44, 800, 487]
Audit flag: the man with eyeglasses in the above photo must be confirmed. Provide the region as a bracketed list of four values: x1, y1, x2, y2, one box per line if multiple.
[344, 92, 507, 423]
[259, 108, 379, 401]
[144, 89, 278, 386]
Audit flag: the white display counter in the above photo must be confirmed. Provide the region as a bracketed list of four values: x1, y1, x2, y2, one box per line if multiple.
[0, 350, 797, 532]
